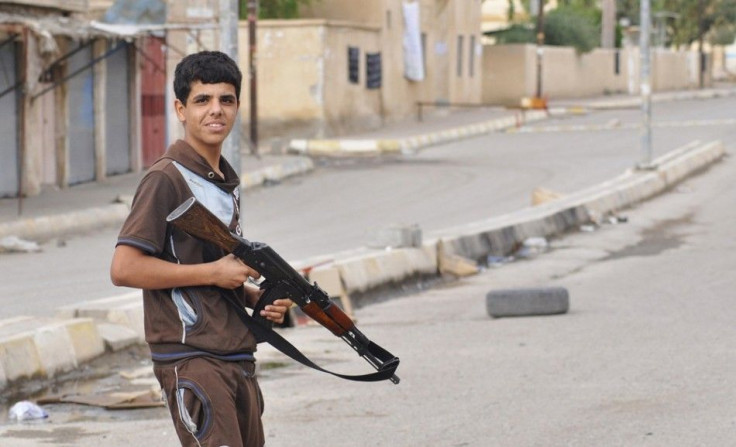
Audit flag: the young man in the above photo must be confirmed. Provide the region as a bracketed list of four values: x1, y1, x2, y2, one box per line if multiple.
[110, 51, 291, 447]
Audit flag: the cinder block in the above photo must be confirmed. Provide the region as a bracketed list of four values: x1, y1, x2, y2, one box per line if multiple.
[486, 287, 569, 318]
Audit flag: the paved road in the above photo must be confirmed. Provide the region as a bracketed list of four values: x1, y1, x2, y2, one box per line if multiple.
[0, 97, 734, 321]
[1, 105, 734, 447]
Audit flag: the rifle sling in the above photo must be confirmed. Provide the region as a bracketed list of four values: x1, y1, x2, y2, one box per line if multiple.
[224, 291, 398, 382]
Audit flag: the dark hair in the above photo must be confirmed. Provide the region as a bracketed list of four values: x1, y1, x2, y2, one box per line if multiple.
[173, 51, 242, 104]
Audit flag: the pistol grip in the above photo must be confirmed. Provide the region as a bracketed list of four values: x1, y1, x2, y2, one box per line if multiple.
[252, 280, 295, 329]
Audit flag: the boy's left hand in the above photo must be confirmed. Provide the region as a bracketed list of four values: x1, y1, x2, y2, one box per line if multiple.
[261, 298, 293, 324]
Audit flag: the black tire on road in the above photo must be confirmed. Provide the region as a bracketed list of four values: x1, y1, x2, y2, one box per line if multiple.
[486, 287, 569, 318]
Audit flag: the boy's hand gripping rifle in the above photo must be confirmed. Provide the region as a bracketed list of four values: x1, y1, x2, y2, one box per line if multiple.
[167, 197, 400, 384]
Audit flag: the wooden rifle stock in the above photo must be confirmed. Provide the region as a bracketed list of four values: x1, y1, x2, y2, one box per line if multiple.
[166, 197, 400, 384]
[166, 197, 240, 253]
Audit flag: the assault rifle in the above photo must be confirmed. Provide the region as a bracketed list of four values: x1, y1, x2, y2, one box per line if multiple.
[166, 197, 400, 384]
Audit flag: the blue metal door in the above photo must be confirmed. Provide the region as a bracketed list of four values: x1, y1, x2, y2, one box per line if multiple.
[105, 42, 131, 175]
[67, 43, 96, 185]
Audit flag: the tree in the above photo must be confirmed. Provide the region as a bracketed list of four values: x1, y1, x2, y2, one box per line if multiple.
[239, 0, 314, 20]
[492, 3, 601, 53]
[681, 0, 736, 45]
[544, 5, 601, 52]
[616, 0, 736, 47]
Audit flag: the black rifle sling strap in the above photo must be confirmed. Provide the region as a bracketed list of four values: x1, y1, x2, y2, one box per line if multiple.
[223, 291, 398, 382]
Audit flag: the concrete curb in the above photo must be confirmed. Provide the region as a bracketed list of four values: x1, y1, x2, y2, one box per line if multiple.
[0, 316, 104, 390]
[287, 88, 736, 157]
[239, 156, 314, 189]
[583, 87, 736, 110]
[0, 157, 315, 243]
[288, 110, 549, 157]
[0, 203, 131, 243]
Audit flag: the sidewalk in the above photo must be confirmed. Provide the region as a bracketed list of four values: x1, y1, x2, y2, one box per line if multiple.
[0, 154, 314, 242]
[0, 87, 733, 394]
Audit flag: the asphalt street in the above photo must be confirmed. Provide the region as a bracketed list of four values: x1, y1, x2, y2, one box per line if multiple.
[0, 95, 734, 320]
[0, 104, 734, 446]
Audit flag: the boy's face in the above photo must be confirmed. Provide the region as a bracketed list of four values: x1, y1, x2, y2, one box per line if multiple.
[175, 80, 239, 153]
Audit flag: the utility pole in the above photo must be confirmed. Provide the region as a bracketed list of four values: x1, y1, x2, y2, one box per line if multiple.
[697, 0, 705, 88]
[247, 0, 258, 154]
[219, 0, 241, 171]
[535, 0, 545, 100]
[639, 0, 653, 168]
[601, 0, 616, 49]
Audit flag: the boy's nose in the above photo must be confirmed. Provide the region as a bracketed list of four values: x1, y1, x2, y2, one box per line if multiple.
[210, 99, 224, 114]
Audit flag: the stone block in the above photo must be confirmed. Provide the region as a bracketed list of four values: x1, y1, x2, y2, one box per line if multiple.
[486, 287, 569, 318]
[34, 323, 78, 375]
[64, 318, 105, 363]
[97, 323, 141, 352]
[0, 333, 42, 382]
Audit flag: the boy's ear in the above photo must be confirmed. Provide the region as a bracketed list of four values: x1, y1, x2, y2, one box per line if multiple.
[174, 99, 186, 122]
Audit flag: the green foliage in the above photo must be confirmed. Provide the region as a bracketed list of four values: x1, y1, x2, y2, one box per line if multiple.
[239, 0, 313, 20]
[492, 1, 601, 52]
[493, 24, 536, 44]
[617, 0, 736, 47]
[710, 24, 736, 45]
[544, 6, 601, 52]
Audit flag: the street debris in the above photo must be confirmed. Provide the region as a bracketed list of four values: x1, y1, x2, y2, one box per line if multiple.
[515, 237, 550, 258]
[8, 400, 48, 421]
[607, 215, 628, 224]
[486, 255, 514, 267]
[37, 389, 163, 410]
[531, 187, 564, 206]
[580, 213, 628, 232]
[0, 236, 41, 254]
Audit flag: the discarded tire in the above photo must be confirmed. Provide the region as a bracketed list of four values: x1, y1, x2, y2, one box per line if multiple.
[486, 287, 569, 318]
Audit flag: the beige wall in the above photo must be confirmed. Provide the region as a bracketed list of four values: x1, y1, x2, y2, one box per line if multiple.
[299, 0, 484, 125]
[448, 0, 483, 103]
[321, 24, 384, 135]
[237, 20, 383, 140]
[482, 44, 534, 104]
[483, 44, 711, 105]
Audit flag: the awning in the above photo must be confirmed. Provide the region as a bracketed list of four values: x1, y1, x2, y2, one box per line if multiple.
[89, 20, 216, 38]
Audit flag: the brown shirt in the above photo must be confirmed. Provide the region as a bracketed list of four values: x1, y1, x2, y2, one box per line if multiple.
[117, 140, 257, 363]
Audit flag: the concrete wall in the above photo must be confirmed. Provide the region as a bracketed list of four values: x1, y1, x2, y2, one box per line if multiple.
[236, 20, 383, 141]
[297, 0, 484, 127]
[482, 44, 712, 105]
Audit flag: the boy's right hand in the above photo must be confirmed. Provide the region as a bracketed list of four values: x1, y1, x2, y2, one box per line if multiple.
[210, 254, 261, 289]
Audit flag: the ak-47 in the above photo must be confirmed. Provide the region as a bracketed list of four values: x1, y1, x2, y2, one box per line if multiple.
[166, 197, 400, 384]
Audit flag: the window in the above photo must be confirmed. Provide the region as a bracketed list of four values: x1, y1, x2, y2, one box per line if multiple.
[348, 46, 360, 84]
[614, 50, 620, 75]
[469, 35, 476, 77]
[421, 32, 427, 74]
[456, 35, 464, 77]
[366, 52, 382, 89]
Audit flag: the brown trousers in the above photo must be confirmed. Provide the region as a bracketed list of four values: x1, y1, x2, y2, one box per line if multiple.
[154, 356, 265, 447]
